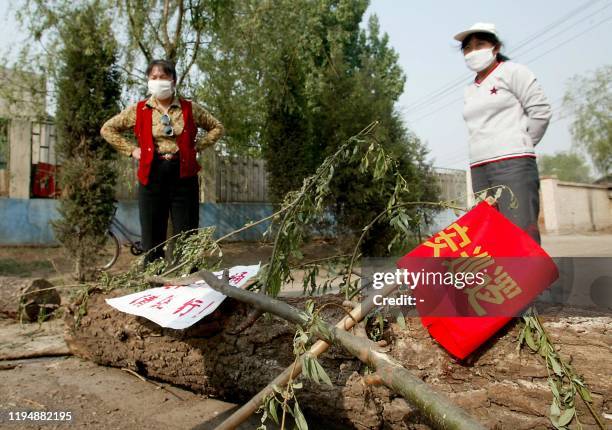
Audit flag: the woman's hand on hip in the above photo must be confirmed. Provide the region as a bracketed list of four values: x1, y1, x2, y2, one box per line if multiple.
[131, 147, 141, 160]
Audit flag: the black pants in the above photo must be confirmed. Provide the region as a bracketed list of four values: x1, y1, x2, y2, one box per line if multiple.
[470, 157, 541, 244]
[138, 157, 199, 262]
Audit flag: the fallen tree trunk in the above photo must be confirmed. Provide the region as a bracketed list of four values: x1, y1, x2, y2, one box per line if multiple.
[195, 270, 483, 430]
[64, 287, 611, 430]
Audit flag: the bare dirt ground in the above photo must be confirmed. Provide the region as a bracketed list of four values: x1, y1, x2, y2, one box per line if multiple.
[1, 234, 611, 429]
[0, 354, 266, 429]
[0, 241, 336, 430]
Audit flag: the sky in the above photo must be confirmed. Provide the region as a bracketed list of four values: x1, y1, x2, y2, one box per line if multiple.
[366, 0, 612, 170]
[1, 0, 611, 171]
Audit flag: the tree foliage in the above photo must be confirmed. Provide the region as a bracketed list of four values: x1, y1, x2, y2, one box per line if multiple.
[50, 1, 122, 279]
[538, 151, 592, 183]
[564, 65, 612, 178]
[197, 1, 439, 254]
[10, 0, 439, 261]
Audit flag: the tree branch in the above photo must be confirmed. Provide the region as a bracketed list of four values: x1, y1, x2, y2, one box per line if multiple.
[178, 0, 203, 86]
[124, 0, 153, 62]
[196, 270, 486, 430]
[140, 2, 166, 53]
[171, 0, 185, 60]
[161, 0, 172, 58]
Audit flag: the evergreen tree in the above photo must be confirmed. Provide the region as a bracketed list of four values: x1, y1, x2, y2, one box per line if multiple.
[199, 1, 439, 255]
[51, 2, 122, 279]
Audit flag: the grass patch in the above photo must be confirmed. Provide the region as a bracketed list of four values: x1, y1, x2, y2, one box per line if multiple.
[0, 258, 54, 277]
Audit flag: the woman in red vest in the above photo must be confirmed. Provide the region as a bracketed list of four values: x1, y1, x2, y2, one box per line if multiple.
[101, 59, 224, 263]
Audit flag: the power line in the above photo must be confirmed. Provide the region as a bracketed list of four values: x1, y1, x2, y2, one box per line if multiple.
[409, 14, 611, 125]
[403, 0, 605, 114]
[510, 2, 611, 58]
[403, 0, 611, 118]
[505, 0, 605, 53]
[522, 14, 612, 64]
[409, 96, 464, 123]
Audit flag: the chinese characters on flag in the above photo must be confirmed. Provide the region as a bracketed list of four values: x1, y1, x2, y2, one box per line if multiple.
[106, 264, 260, 329]
[396, 202, 558, 359]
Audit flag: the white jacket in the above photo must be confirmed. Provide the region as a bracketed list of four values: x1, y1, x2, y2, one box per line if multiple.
[463, 61, 552, 167]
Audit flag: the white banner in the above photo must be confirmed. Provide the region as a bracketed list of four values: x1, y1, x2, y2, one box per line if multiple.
[105, 264, 260, 330]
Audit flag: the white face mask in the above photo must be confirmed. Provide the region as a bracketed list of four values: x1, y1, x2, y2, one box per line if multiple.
[147, 79, 175, 100]
[464, 47, 495, 72]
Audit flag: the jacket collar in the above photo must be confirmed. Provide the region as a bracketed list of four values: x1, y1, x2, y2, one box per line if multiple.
[144, 95, 181, 109]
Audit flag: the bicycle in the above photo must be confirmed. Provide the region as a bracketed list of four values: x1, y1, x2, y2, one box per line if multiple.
[98, 208, 144, 270]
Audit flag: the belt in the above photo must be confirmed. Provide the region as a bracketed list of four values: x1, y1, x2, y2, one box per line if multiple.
[155, 152, 179, 161]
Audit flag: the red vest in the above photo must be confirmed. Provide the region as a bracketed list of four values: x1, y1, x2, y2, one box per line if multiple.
[134, 98, 200, 185]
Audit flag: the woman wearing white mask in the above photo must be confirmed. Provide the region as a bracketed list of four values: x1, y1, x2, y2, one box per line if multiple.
[455, 23, 551, 244]
[101, 59, 224, 263]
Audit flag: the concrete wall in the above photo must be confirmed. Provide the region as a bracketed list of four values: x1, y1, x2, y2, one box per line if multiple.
[0, 198, 275, 246]
[540, 176, 612, 234]
[8, 120, 32, 199]
[0, 198, 59, 245]
[0, 198, 461, 246]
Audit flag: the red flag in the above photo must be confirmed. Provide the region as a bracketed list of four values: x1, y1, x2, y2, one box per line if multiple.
[396, 201, 558, 359]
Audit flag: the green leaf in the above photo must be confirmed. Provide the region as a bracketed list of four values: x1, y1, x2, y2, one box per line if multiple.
[557, 408, 575, 427]
[314, 319, 333, 341]
[313, 358, 333, 386]
[550, 399, 561, 417]
[549, 355, 563, 377]
[524, 325, 538, 351]
[537, 341, 548, 357]
[577, 385, 592, 402]
[517, 326, 525, 349]
[395, 311, 406, 330]
[268, 397, 279, 424]
[293, 401, 308, 430]
[305, 300, 315, 315]
[548, 378, 560, 400]
[301, 355, 316, 383]
[475, 191, 487, 202]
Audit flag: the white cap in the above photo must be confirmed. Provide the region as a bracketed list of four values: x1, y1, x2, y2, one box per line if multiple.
[453, 22, 498, 42]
